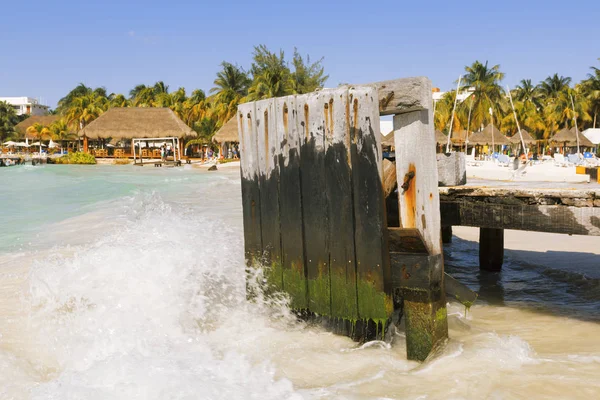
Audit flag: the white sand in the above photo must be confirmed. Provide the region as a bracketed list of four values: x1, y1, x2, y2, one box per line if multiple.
[453, 226, 600, 278]
[466, 161, 590, 183]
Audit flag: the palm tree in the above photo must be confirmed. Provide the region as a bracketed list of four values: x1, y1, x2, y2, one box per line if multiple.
[582, 59, 600, 128]
[57, 83, 92, 113]
[129, 84, 149, 99]
[514, 79, 540, 105]
[26, 123, 52, 154]
[48, 119, 77, 150]
[210, 62, 250, 105]
[189, 89, 206, 105]
[64, 92, 109, 131]
[109, 93, 130, 108]
[538, 74, 572, 100]
[461, 60, 505, 130]
[0, 101, 19, 142]
[153, 81, 169, 95]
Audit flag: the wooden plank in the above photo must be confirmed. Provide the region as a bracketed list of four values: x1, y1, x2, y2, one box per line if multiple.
[298, 92, 331, 316]
[394, 112, 442, 255]
[255, 98, 283, 291]
[382, 158, 397, 198]
[360, 76, 431, 116]
[322, 87, 359, 322]
[393, 78, 448, 361]
[440, 201, 600, 236]
[237, 102, 262, 268]
[275, 95, 308, 309]
[349, 86, 393, 333]
[387, 228, 428, 254]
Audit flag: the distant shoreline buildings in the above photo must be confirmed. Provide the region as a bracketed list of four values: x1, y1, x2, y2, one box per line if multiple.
[0, 97, 49, 116]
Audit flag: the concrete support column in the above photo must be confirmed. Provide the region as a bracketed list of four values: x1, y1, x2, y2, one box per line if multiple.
[479, 228, 504, 272]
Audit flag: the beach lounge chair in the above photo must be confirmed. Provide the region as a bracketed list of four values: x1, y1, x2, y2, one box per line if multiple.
[553, 153, 568, 167]
[497, 154, 510, 167]
[567, 154, 582, 166]
[465, 148, 483, 166]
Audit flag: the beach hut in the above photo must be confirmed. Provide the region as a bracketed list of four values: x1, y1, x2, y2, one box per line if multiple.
[509, 129, 536, 145]
[550, 127, 594, 153]
[468, 124, 510, 155]
[212, 117, 239, 159]
[80, 108, 195, 161]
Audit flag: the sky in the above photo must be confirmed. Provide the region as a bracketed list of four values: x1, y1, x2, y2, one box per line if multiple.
[0, 0, 598, 109]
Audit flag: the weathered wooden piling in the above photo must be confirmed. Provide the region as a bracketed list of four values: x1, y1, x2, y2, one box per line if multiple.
[393, 78, 448, 361]
[238, 85, 392, 337]
[479, 228, 504, 272]
[441, 226, 453, 244]
[238, 76, 448, 360]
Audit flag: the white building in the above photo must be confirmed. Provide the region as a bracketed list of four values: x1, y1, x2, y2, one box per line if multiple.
[432, 88, 475, 103]
[0, 97, 49, 116]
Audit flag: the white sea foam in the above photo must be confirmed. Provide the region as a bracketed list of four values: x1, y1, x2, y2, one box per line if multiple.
[1, 166, 600, 399]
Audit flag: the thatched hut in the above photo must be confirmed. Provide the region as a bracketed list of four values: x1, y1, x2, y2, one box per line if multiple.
[15, 115, 59, 139]
[80, 108, 195, 157]
[468, 124, 511, 146]
[509, 129, 537, 144]
[550, 127, 594, 149]
[381, 131, 394, 147]
[212, 117, 240, 159]
[80, 108, 194, 139]
[212, 117, 239, 144]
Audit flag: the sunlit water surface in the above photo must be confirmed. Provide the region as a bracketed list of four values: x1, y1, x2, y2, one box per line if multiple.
[1, 165, 599, 399]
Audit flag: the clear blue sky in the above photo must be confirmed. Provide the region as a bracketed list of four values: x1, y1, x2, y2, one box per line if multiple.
[0, 0, 598, 109]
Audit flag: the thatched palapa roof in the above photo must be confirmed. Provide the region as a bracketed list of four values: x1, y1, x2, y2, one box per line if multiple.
[80, 108, 195, 139]
[213, 117, 239, 143]
[381, 131, 394, 147]
[467, 124, 511, 145]
[15, 115, 60, 138]
[435, 130, 448, 145]
[509, 129, 537, 144]
[449, 130, 469, 145]
[550, 127, 594, 147]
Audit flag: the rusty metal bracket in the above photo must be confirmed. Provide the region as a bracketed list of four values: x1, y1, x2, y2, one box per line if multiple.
[401, 170, 415, 193]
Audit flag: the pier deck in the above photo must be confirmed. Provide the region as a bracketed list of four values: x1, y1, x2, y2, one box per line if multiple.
[440, 180, 600, 237]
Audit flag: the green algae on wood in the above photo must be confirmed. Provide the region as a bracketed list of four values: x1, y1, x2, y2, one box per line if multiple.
[404, 297, 448, 361]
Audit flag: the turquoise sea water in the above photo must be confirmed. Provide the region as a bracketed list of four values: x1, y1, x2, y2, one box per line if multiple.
[0, 165, 239, 252]
[1, 164, 600, 399]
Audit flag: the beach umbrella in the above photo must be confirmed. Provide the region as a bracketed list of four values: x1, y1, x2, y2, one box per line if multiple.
[3, 141, 17, 146]
[31, 142, 47, 147]
[15, 142, 30, 147]
[48, 139, 59, 148]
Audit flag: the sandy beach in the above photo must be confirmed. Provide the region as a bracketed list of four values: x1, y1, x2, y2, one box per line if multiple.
[452, 226, 600, 278]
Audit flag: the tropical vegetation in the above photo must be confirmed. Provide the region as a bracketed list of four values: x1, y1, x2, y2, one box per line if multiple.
[1, 48, 598, 147]
[51, 152, 96, 164]
[435, 58, 600, 141]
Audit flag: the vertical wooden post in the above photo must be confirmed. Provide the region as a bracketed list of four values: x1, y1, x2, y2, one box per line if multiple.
[442, 226, 453, 244]
[350, 87, 392, 339]
[83, 136, 89, 153]
[298, 92, 331, 316]
[255, 99, 283, 291]
[323, 88, 359, 328]
[394, 77, 448, 361]
[479, 228, 504, 272]
[238, 102, 263, 276]
[276, 95, 309, 309]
